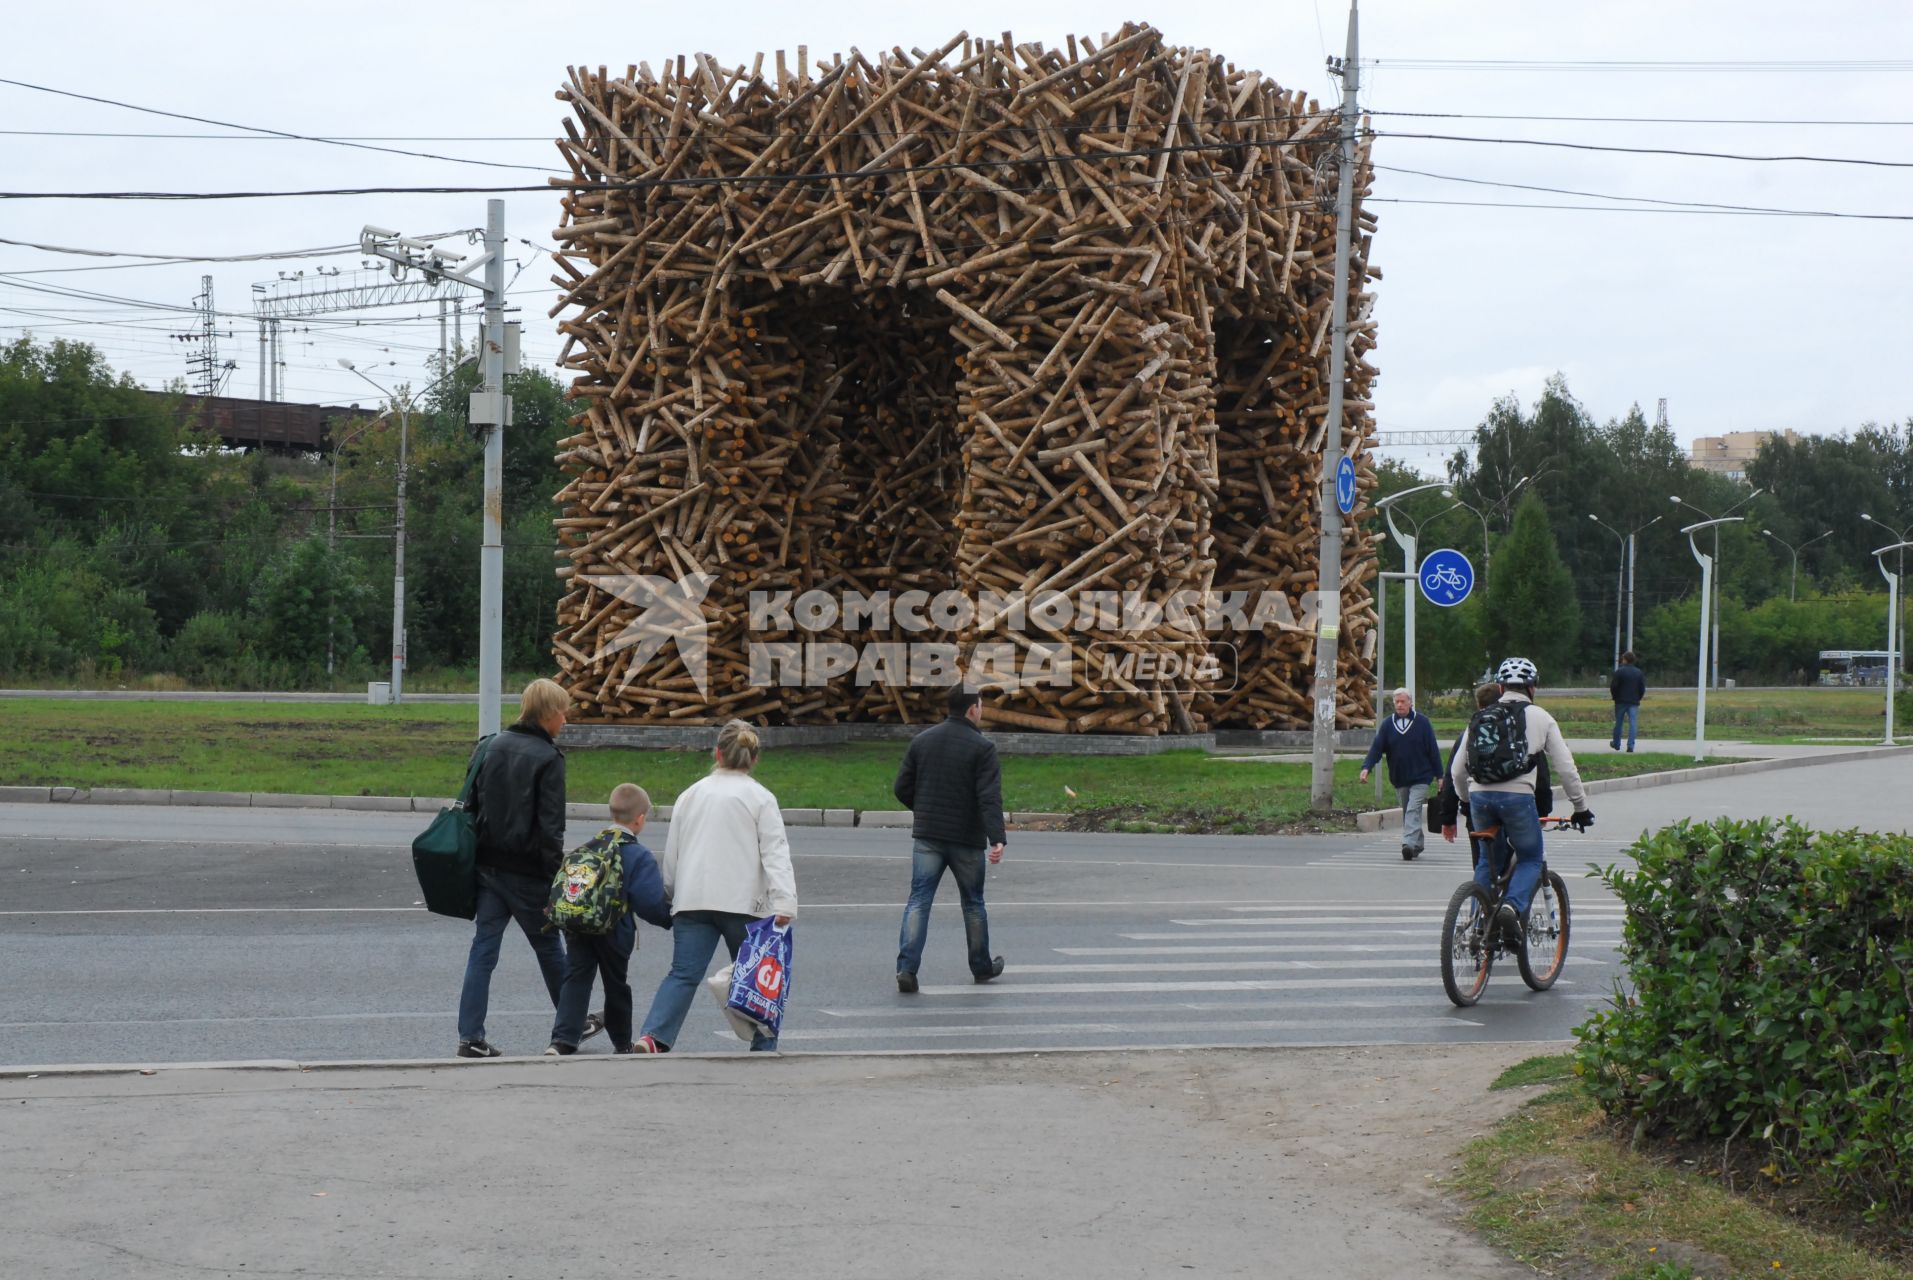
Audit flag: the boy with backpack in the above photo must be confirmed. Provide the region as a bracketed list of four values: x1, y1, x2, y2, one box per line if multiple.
[1448, 658, 1595, 944]
[544, 783, 673, 1056]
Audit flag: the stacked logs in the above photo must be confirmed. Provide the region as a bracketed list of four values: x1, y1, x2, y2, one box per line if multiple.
[547, 24, 1380, 731]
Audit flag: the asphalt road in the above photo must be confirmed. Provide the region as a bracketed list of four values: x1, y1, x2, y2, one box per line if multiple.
[4, 755, 1906, 1066]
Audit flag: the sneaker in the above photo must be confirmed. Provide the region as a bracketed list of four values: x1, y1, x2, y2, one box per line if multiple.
[581, 1012, 605, 1041]
[974, 956, 1006, 984]
[1496, 904, 1525, 947]
[456, 1039, 502, 1059]
[1400, 845, 1419, 861]
[542, 1042, 576, 1057]
[896, 971, 918, 994]
[626, 1034, 665, 1054]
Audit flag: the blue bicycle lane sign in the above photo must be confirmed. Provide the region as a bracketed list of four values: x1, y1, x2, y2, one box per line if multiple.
[1418, 548, 1475, 607]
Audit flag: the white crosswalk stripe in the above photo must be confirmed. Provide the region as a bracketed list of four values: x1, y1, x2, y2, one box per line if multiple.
[805, 895, 1627, 1049]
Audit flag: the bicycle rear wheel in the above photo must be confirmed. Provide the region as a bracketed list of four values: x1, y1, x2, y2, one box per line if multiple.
[1516, 870, 1572, 991]
[1440, 881, 1496, 1007]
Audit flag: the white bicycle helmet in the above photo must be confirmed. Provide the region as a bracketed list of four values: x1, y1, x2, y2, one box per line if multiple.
[1496, 656, 1539, 686]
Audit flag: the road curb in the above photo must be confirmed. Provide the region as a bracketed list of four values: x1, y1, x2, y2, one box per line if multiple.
[0, 1039, 1581, 1080]
[15, 786, 1056, 831]
[1353, 743, 1913, 832]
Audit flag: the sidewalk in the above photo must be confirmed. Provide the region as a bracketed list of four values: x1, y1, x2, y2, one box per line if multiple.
[0, 1043, 1545, 1279]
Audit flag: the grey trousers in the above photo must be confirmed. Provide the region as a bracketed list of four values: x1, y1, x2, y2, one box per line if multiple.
[1398, 782, 1430, 851]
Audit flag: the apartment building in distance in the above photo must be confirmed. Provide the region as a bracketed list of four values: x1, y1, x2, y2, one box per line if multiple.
[1689, 429, 1802, 480]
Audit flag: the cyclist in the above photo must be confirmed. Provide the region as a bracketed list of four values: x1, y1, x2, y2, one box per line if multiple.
[1446, 657, 1595, 943]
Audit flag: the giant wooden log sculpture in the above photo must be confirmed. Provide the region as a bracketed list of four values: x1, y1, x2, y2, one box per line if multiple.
[548, 24, 1381, 732]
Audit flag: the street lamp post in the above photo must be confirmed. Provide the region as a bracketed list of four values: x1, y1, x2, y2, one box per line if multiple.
[1681, 517, 1744, 760]
[1861, 514, 1911, 674]
[1442, 489, 1492, 593]
[1672, 489, 1762, 688]
[1588, 516, 1626, 670]
[1871, 540, 1913, 744]
[361, 206, 516, 738]
[1375, 481, 1449, 704]
[339, 360, 413, 704]
[1759, 528, 1833, 603]
[339, 356, 477, 705]
[1589, 512, 1663, 658]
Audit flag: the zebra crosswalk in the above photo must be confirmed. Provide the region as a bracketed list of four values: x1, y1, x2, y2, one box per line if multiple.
[780, 893, 1631, 1051]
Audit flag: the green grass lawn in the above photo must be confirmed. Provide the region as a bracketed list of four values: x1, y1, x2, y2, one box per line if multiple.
[0, 698, 1731, 833]
[1503, 686, 1892, 743]
[1454, 1056, 1913, 1280]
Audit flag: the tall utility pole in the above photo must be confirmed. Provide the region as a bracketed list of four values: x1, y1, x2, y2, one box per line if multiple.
[476, 201, 508, 738]
[362, 203, 515, 737]
[181, 275, 221, 397]
[1310, 0, 1360, 811]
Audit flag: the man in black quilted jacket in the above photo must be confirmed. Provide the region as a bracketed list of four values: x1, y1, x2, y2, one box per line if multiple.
[891, 684, 1008, 992]
[454, 678, 574, 1058]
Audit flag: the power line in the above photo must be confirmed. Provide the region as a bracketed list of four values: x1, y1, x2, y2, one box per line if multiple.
[1365, 196, 1913, 221]
[1371, 109, 1913, 127]
[1374, 129, 1913, 169]
[1368, 57, 1913, 72]
[0, 76, 563, 173]
[4, 122, 1909, 205]
[1369, 162, 1908, 220]
[0, 235, 371, 263]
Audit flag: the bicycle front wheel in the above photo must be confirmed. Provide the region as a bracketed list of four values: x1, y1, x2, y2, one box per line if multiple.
[1440, 881, 1496, 1007]
[1516, 870, 1572, 991]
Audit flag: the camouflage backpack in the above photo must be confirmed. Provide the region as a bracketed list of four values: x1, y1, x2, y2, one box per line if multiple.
[546, 829, 628, 935]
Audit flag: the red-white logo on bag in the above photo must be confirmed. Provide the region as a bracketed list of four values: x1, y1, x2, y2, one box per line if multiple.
[754, 957, 784, 999]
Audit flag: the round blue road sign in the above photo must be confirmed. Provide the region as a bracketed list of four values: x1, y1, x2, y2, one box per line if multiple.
[1418, 548, 1475, 607]
[1335, 455, 1357, 514]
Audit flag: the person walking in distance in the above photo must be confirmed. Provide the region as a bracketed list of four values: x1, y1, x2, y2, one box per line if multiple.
[629, 721, 797, 1054]
[1609, 650, 1647, 752]
[1358, 687, 1444, 861]
[456, 678, 578, 1058]
[893, 684, 1007, 992]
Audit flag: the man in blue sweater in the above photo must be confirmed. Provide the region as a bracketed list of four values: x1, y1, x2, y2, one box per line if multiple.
[1359, 688, 1444, 861]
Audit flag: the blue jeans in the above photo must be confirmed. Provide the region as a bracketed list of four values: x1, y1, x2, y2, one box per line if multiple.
[457, 867, 567, 1043]
[896, 837, 993, 978]
[1468, 789, 1545, 917]
[1611, 703, 1639, 750]
[551, 927, 633, 1050]
[640, 910, 777, 1052]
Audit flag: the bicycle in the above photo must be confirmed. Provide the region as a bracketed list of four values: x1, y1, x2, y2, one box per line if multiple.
[1440, 814, 1585, 1007]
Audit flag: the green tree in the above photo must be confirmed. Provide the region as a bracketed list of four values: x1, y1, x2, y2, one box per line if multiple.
[1483, 494, 1582, 679]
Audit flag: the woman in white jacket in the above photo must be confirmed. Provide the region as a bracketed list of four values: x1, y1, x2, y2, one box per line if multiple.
[632, 720, 798, 1053]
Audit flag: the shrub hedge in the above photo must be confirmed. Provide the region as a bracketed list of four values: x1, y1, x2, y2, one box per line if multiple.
[1576, 818, 1913, 1220]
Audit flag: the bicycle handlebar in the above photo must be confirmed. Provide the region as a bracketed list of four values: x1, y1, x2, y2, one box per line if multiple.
[1468, 814, 1590, 839]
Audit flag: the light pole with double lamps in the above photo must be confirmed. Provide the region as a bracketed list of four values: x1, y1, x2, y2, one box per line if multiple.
[1671, 488, 1762, 688]
[1759, 528, 1832, 604]
[1861, 513, 1911, 674]
[1871, 540, 1913, 743]
[1681, 516, 1743, 760]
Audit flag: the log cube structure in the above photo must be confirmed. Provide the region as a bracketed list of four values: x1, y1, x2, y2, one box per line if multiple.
[548, 24, 1380, 733]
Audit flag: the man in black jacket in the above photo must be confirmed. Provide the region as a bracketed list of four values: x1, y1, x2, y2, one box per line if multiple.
[1609, 651, 1647, 752]
[892, 684, 1007, 992]
[454, 678, 574, 1058]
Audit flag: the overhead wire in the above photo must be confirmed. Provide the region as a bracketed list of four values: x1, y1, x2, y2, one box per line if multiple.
[0, 76, 564, 173]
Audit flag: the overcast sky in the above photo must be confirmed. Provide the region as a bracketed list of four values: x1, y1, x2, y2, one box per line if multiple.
[4, 1, 1908, 471]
